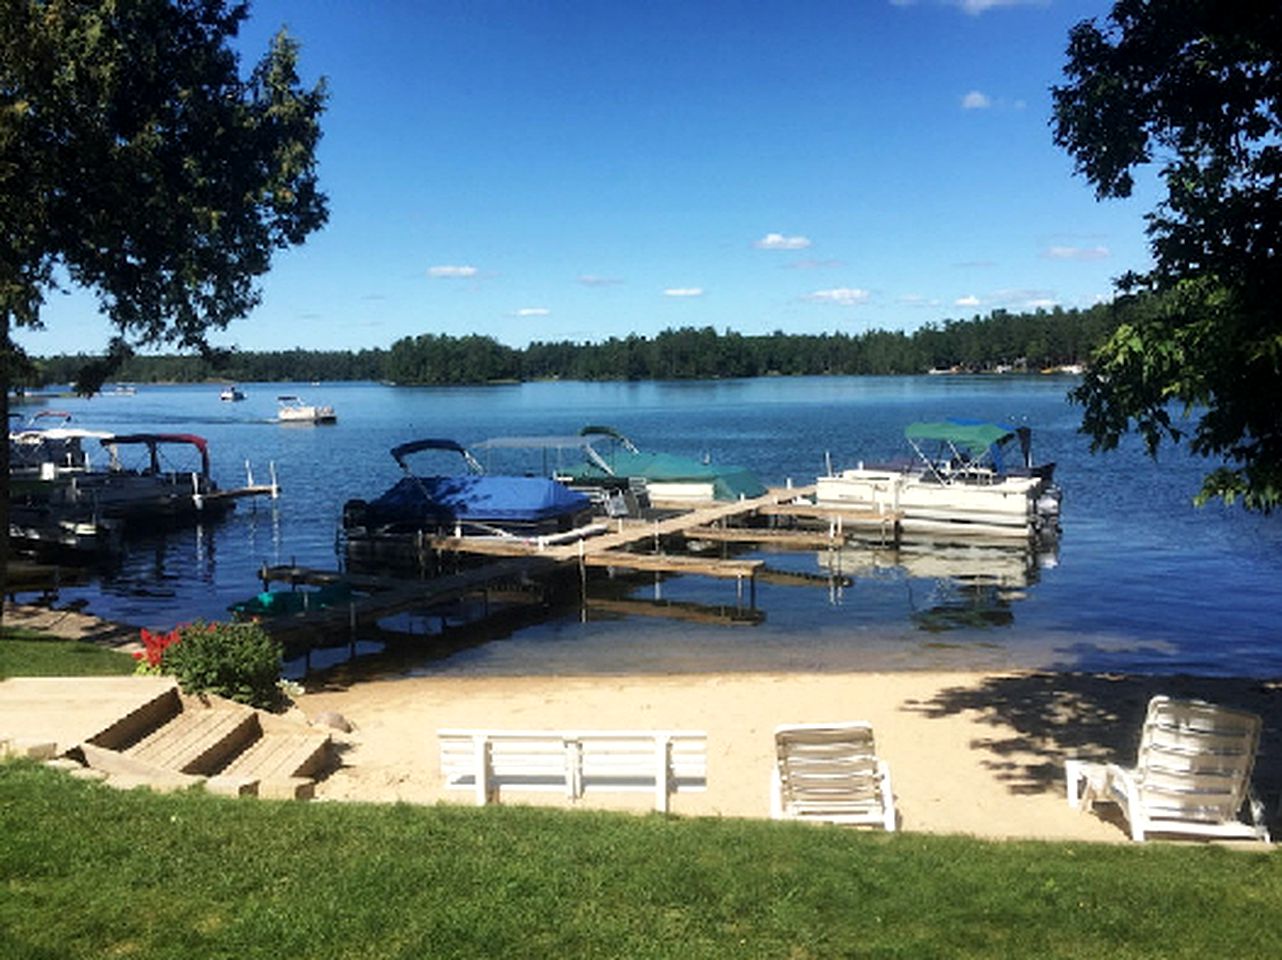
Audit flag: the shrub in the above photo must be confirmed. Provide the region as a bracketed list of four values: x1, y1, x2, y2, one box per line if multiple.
[162, 620, 283, 710]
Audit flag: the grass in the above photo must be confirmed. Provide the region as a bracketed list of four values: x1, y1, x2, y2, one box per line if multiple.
[0, 628, 136, 678]
[0, 761, 1279, 959]
[2, 626, 1278, 957]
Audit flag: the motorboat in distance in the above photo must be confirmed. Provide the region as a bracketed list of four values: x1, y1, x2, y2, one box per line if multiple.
[277, 395, 336, 423]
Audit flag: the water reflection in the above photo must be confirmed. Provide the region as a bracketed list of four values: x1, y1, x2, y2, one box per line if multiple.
[819, 533, 1059, 632]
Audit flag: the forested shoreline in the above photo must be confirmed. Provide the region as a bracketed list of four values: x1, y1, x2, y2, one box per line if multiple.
[23, 302, 1118, 388]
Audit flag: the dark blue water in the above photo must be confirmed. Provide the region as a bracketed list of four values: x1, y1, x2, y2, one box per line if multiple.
[13, 377, 1282, 677]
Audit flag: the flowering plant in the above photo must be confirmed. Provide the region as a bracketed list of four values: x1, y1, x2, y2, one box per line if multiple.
[133, 627, 182, 675]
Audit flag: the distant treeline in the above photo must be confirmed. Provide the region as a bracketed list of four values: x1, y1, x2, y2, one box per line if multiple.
[27, 303, 1120, 387]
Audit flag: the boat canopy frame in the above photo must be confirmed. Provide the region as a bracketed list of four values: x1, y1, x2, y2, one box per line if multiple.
[471, 435, 617, 478]
[903, 420, 1034, 484]
[100, 433, 211, 477]
[390, 438, 485, 476]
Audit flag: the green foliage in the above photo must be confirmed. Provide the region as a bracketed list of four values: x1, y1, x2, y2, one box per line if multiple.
[1, 762, 1280, 959]
[0, 0, 328, 384]
[0, 631, 135, 678]
[1053, 1, 1282, 511]
[29, 302, 1120, 387]
[162, 620, 283, 709]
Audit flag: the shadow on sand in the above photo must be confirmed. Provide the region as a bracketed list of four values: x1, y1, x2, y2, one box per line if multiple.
[902, 672, 1282, 813]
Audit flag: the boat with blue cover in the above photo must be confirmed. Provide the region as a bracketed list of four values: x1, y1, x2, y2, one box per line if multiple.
[341, 439, 596, 550]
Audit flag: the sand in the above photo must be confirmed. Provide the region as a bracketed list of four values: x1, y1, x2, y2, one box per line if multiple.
[294, 668, 1282, 842]
[8, 602, 1278, 841]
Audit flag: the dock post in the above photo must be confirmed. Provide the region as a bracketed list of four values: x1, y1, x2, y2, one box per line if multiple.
[246, 459, 255, 488]
[579, 539, 587, 623]
[269, 462, 279, 499]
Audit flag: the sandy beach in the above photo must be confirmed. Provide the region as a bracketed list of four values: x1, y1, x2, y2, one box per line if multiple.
[7, 602, 1278, 842]
[295, 667, 1282, 842]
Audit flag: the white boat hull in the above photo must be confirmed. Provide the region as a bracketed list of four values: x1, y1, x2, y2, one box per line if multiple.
[815, 468, 1059, 538]
[277, 406, 336, 423]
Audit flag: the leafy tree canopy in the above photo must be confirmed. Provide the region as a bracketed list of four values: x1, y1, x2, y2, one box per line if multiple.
[1052, 0, 1282, 510]
[1, 0, 328, 381]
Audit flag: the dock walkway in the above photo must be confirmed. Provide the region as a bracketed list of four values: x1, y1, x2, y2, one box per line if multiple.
[253, 485, 894, 641]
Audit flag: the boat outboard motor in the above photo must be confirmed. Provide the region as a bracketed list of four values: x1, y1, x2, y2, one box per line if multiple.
[341, 498, 368, 531]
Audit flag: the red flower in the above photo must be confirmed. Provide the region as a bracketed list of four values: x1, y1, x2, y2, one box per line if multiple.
[137, 626, 182, 669]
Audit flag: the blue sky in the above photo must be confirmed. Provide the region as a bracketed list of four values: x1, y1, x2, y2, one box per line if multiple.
[18, 0, 1157, 356]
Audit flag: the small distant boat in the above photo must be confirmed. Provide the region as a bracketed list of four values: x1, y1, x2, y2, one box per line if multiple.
[277, 395, 336, 424]
[815, 419, 1061, 539]
[219, 385, 246, 402]
[107, 383, 137, 396]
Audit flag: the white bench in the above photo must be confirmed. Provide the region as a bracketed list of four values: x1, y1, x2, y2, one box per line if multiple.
[438, 728, 707, 813]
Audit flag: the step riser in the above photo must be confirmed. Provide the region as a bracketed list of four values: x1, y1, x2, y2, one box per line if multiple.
[88, 687, 183, 752]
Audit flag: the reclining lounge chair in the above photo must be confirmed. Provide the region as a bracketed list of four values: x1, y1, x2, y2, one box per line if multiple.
[770, 721, 896, 831]
[1066, 695, 1269, 843]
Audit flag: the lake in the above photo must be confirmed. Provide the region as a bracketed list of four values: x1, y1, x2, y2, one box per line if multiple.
[11, 376, 1282, 678]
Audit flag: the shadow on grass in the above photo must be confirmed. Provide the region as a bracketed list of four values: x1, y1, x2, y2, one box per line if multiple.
[901, 672, 1282, 807]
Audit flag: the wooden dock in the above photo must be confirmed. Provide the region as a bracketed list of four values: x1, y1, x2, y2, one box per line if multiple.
[256, 556, 561, 645]
[251, 484, 875, 643]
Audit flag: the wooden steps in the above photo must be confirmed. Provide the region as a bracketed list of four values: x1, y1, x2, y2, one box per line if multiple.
[78, 692, 333, 797]
[216, 731, 331, 799]
[0, 677, 332, 800]
[124, 705, 258, 775]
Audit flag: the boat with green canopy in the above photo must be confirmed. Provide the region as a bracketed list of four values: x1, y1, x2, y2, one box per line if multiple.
[557, 426, 767, 505]
[815, 419, 1061, 538]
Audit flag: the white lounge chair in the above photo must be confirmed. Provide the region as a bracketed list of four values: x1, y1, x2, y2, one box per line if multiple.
[770, 722, 896, 831]
[1066, 695, 1270, 843]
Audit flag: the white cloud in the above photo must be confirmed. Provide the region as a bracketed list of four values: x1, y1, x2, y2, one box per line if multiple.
[953, 0, 1048, 15]
[955, 294, 982, 308]
[664, 287, 704, 298]
[428, 265, 478, 278]
[1025, 298, 1058, 310]
[578, 274, 624, 287]
[1045, 244, 1110, 261]
[961, 90, 992, 110]
[515, 307, 550, 317]
[755, 232, 812, 251]
[806, 287, 871, 306]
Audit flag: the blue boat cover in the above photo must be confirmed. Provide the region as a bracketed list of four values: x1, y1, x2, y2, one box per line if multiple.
[365, 475, 590, 526]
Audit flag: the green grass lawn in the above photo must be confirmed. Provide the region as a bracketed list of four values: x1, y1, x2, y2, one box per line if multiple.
[2, 627, 1278, 958]
[0, 761, 1278, 959]
[0, 628, 136, 678]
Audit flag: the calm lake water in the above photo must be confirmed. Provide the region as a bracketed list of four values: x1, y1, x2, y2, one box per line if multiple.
[13, 376, 1282, 678]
